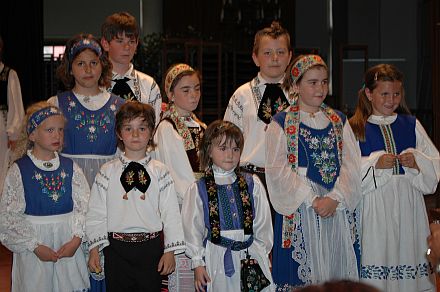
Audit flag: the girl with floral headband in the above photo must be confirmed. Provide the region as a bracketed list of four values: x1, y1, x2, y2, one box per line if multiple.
[350, 64, 439, 292]
[265, 54, 362, 289]
[153, 63, 206, 292]
[48, 33, 125, 291]
[182, 120, 274, 291]
[0, 101, 90, 292]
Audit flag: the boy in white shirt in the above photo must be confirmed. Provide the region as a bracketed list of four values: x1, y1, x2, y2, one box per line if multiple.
[101, 12, 162, 125]
[86, 101, 185, 291]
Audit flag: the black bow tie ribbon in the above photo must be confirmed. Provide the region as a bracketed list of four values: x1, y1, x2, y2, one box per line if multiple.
[112, 77, 136, 100]
[257, 83, 289, 124]
[120, 161, 151, 200]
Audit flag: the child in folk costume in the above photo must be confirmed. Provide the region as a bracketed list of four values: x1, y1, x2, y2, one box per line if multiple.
[182, 120, 274, 292]
[265, 55, 362, 290]
[48, 33, 125, 291]
[101, 12, 162, 125]
[86, 101, 185, 291]
[153, 63, 206, 292]
[48, 33, 125, 186]
[0, 35, 25, 192]
[349, 64, 440, 292]
[223, 21, 293, 224]
[0, 102, 90, 292]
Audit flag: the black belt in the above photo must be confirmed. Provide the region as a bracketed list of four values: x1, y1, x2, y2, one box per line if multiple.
[240, 164, 265, 174]
[109, 232, 160, 243]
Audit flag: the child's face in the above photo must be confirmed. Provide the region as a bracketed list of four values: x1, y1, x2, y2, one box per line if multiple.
[71, 49, 102, 94]
[366, 80, 402, 117]
[294, 66, 329, 113]
[209, 136, 241, 172]
[172, 74, 201, 116]
[252, 35, 292, 83]
[29, 115, 64, 159]
[101, 32, 138, 67]
[117, 117, 151, 159]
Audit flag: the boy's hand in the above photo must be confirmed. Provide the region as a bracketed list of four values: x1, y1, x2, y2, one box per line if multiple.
[398, 152, 419, 171]
[88, 247, 102, 274]
[57, 236, 81, 258]
[157, 251, 175, 275]
[194, 266, 211, 292]
[313, 197, 338, 218]
[34, 244, 58, 262]
[376, 153, 397, 169]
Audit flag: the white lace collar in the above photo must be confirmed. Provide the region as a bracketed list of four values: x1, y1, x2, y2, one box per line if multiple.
[27, 150, 60, 171]
[368, 114, 397, 125]
[212, 164, 237, 185]
[72, 88, 109, 104]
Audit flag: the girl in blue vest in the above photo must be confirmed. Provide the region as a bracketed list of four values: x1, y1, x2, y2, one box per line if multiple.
[0, 101, 90, 292]
[265, 55, 362, 290]
[349, 64, 440, 292]
[48, 33, 125, 291]
[182, 120, 274, 291]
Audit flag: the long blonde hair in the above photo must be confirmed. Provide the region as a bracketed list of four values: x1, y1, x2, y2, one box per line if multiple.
[349, 64, 410, 141]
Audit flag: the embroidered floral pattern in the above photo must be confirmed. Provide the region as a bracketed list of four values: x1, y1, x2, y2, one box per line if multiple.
[32, 169, 69, 202]
[361, 263, 431, 280]
[65, 95, 118, 142]
[205, 167, 253, 243]
[300, 127, 338, 184]
[281, 96, 344, 248]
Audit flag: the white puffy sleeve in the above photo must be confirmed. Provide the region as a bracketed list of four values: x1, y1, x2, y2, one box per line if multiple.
[403, 119, 440, 194]
[85, 165, 111, 251]
[157, 166, 185, 254]
[70, 162, 90, 238]
[251, 175, 273, 254]
[325, 122, 362, 211]
[181, 182, 208, 269]
[153, 120, 195, 202]
[0, 164, 41, 252]
[265, 120, 314, 215]
[6, 69, 24, 141]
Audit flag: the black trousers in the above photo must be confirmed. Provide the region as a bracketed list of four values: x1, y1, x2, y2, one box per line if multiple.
[104, 236, 163, 292]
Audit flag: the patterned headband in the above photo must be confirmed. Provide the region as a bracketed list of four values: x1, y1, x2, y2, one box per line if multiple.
[165, 63, 195, 96]
[69, 38, 102, 59]
[290, 55, 327, 84]
[27, 106, 63, 134]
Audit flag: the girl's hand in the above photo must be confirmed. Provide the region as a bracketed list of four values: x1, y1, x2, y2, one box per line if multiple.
[158, 251, 176, 275]
[34, 244, 58, 262]
[313, 197, 338, 218]
[398, 152, 419, 171]
[88, 247, 102, 274]
[194, 266, 211, 292]
[57, 236, 81, 258]
[375, 153, 397, 169]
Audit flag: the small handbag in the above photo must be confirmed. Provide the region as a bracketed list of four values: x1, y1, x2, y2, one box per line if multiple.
[240, 250, 270, 292]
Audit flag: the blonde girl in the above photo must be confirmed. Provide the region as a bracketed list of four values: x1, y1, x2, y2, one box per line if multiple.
[0, 101, 90, 292]
[350, 64, 440, 292]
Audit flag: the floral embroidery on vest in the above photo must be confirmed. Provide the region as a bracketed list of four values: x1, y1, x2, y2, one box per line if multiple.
[32, 169, 69, 202]
[204, 167, 253, 243]
[299, 127, 338, 184]
[281, 94, 344, 248]
[65, 95, 118, 142]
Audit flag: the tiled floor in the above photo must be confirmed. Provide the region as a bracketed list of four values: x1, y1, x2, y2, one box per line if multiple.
[0, 244, 12, 292]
